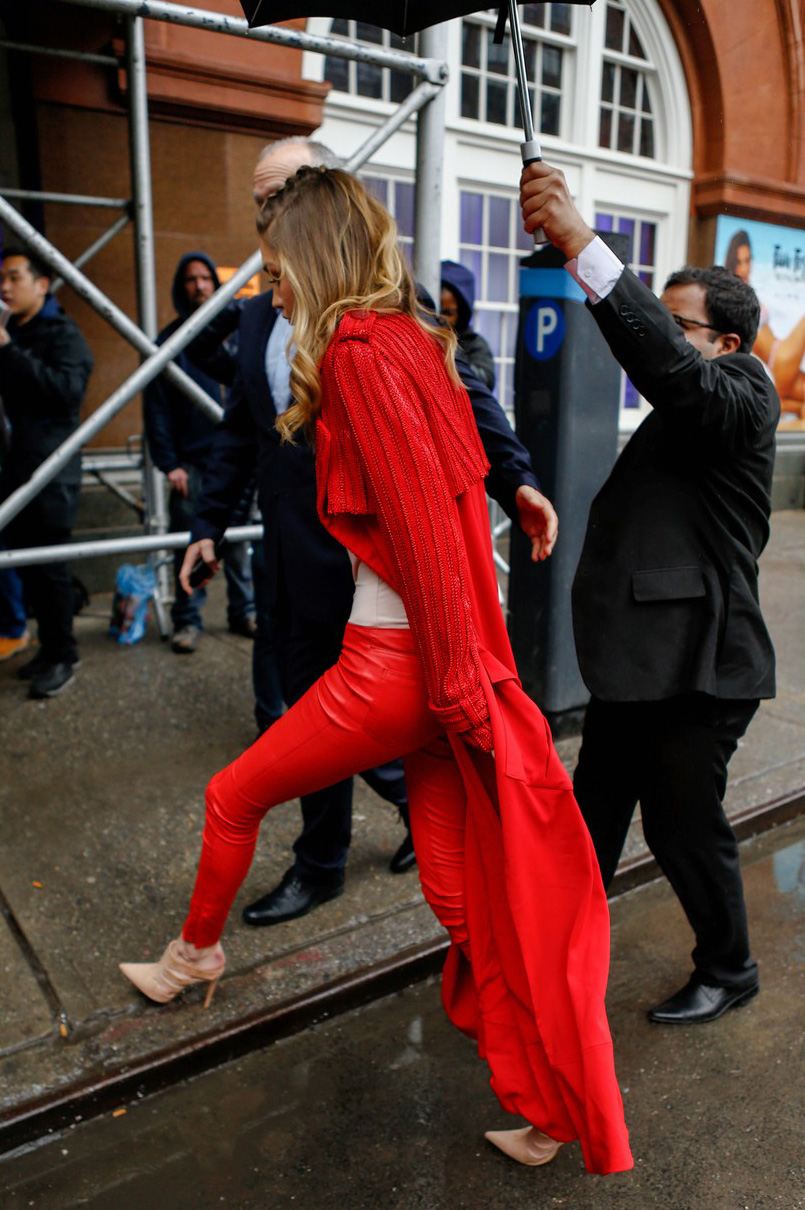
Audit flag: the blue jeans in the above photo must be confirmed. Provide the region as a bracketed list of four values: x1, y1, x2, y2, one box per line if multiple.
[170, 467, 256, 632]
[0, 563, 27, 639]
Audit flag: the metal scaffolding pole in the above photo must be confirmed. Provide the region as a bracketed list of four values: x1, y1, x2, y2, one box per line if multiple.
[125, 13, 171, 634]
[0, 197, 223, 421]
[343, 79, 441, 174]
[56, 0, 445, 83]
[0, 526, 264, 569]
[413, 23, 448, 306]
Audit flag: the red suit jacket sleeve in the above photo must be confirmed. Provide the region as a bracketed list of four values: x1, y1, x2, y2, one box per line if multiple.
[319, 313, 493, 751]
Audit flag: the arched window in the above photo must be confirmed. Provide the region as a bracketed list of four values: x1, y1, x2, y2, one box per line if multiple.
[599, 0, 656, 158]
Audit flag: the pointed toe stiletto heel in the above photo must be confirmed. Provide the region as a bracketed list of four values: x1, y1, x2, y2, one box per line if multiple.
[119, 940, 225, 1008]
[484, 1126, 562, 1167]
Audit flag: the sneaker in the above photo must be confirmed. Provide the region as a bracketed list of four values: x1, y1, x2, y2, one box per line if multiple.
[19, 651, 79, 680]
[0, 631, 31, 662]
[171, 627, 200, 654]
[228, 616, 257, 639]
[29, 662, 76, 699]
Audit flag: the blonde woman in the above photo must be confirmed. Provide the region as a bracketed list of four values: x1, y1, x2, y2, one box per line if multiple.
[120, 167, 632, 1176]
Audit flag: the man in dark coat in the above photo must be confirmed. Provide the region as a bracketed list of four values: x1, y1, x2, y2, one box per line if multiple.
[180, 137, 558, 927]
[144, 252, 256, 654]
[520, 161, 778, 1025]
[440, 259, 496, 390]
[0, 247, 93, 699]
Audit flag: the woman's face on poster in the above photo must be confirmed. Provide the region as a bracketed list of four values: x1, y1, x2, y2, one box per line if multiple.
[734, 244, 752, 282]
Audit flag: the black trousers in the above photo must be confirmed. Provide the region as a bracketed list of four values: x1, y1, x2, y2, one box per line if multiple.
[271, 583, 408, 886]
[573, 693, 759, 990]
[6, 480, 79, 666]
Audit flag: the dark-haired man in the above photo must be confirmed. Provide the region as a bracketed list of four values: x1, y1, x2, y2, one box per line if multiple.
[520, 162, 778, 1025]
[0, 247, 93, 698]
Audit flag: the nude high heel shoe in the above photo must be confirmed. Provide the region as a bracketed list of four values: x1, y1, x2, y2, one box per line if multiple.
[119, 940, 225, 1009]
[484, 1126, 562, 1167]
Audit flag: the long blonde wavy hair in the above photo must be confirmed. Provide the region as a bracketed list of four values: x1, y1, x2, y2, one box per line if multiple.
[256, 166, 458, 442]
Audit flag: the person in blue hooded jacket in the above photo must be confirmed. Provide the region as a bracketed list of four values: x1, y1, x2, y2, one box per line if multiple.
[144, 252, 257, 654]
[440, 260, 496, 390]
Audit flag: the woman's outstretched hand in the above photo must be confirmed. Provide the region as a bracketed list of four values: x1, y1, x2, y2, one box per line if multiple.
[515, 485, 558, 562]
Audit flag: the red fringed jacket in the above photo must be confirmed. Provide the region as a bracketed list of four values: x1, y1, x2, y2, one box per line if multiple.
[316, 311, 633, 1176]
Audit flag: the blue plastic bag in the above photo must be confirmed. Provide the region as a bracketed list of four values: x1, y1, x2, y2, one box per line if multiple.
[109, 563, 155, 645]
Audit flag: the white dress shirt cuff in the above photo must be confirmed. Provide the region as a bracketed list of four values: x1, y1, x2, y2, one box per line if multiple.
[565, 236, 625, 305]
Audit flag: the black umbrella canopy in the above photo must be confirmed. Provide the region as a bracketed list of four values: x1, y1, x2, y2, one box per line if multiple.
[241, 0, 594, 40]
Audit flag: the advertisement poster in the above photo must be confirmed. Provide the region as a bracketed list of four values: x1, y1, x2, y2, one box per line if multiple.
[715, 216, 805, 417]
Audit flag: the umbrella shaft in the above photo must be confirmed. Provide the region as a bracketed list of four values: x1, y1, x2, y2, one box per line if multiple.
[508, 0, 535, 142]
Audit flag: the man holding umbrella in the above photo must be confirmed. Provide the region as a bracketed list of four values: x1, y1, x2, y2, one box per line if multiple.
[520, 160, 778, 1026]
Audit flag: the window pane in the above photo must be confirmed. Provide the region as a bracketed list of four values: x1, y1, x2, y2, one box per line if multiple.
[543, 45, 562, 89]
[623, 376, 640, 408]
[599, 106, 612, 148]
[357, 62, 382, 98]
[642, 82, 653, 114]
[524, 36, 538, 77]
[487, 31, 509, 75]
[488, 196, 510, 247]
[356, 21, 382, 43]
[476, 308, 502, 354]
[605, 4, 625, 53]
[639, 221, 656, 266]
[460, 192, 483, 244]
[486, 79, 508, 124]
[639, 117, 655, 159]
[601, 61, 615, 103]
[324, 56, 349, 92]
[620, 67, 638, 110]
[487, 252, 510, 302]
[330, 17, 349, 35]
[523, 3, 546, 28]
[617, 110, 635, 153]
[395, 182, 415, 238]
[616, 216, 635, 261]
[628, 23, 647, 60]
[638, 269, 654, 289]
[462, 22, 481, 69]
[459, 248, 483, 289]
[541, 90, 560, 136]
[516, 216, 533, 251]
[550, 2, 571, 36]
[363, 176, 388, 206]
[595, 212, 614, 232]
[461, 73, 480, 119]
[390, 71, 414, 103]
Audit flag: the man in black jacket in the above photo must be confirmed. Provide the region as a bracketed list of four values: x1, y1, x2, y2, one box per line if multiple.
[0, 247, 93, 699]
[144, 252, 256, 655]
[520, 161, 778, 1025]
[180, 137, 558, 926]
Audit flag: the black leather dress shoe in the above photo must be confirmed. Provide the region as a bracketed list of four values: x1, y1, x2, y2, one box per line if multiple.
[648, 978, 759, 1025]
[389, 832, 417, 874]
[242, 869, 344, 926]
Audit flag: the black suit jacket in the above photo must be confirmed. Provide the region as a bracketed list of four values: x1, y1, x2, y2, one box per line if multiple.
[191, 291, 539, 629]
[572, 269, 779, 703]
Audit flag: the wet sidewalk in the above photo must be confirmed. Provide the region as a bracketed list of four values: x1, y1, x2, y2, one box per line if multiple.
[0, 511, 803, 1144]
[1, 816, 802, 1208]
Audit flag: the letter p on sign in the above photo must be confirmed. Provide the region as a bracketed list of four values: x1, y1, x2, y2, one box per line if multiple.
[524, 299, 566, 361]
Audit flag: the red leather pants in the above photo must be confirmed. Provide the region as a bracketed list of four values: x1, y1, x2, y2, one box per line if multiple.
[183, 625, 471, 950]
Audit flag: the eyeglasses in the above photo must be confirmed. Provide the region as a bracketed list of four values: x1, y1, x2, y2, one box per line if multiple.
[671, 313, 726, 336]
